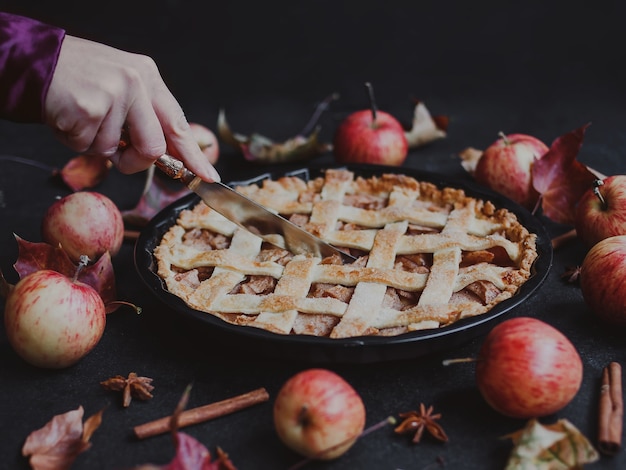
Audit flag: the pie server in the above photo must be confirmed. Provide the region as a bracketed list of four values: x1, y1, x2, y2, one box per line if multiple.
[154, 154, 356, 262]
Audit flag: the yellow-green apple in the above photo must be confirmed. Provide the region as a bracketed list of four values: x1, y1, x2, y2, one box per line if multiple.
[475, 317, 582, 419]
[41, 191, 124, 263]
[189, 122, 219, 165]
[474, 133, 549, 210]
[333, 83, 408, 166]
[580, 235, 626, 326]
[4, 269, 106, 368]
[273, 368, 366, 460]
[575, 176, 626, 248]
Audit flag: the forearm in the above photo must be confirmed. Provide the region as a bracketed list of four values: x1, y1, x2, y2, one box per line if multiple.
[0, 12, 65, 122]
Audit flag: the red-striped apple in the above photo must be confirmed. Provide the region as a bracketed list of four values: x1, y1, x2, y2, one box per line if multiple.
[4, 269, 106, 368]
[41, 191, 124, 263]
[333, 83, 408, 166]
[475, 317, 582, 419]
[580, 235, 626, 326]
[575, 176, 626, 248]
[474, 133, 548, 210]
[273, 368, 366, 460]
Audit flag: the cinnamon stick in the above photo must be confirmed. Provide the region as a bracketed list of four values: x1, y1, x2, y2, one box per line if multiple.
[598, 362, 623, 456]
[133, 387, 269, 439]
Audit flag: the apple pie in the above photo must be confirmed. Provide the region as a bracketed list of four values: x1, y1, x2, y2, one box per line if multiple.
[154, 169, 538, 338]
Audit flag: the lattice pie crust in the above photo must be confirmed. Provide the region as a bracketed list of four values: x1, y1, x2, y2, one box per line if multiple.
[154, 169, 538, 338]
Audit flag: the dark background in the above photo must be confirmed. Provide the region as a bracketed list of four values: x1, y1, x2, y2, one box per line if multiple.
[1, 1, 626, 469]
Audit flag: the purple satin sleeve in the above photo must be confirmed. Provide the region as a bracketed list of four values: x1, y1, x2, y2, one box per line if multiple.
[0, 12, 65, 122]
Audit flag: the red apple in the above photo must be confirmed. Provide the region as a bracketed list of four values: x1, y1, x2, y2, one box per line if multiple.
[273, 368, 366, 460]
[189, 122, 219, 165]
[474, 133, 549, 210]
[475, 317, 582, 419]
[580, 235, 626, 326]
[575, 176, 626, 248]
[4, 269, 106, 368]
[41, 191, 124, 263]
[333, 83, 408, 166]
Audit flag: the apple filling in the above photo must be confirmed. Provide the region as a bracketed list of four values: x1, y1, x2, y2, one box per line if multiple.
[155, 169, 538, 338]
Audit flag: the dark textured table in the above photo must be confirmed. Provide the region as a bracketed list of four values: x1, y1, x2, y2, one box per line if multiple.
[1, 1, 626, 469]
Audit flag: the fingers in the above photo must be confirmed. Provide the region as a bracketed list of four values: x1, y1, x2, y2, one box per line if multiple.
[44, 35, 220, 181]
[152, 86, 220, 182]
[109, 90, 166, 174]
[111, 55, 220, 181]
[163, 114, 221, 182]
[113, 90, 220, 181]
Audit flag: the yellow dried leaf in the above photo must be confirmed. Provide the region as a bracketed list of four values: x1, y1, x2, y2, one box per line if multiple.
[504, 418, 599, 470]
[217, 94, 336, 164]
[404, 101, 447, 148]
[458, 147, 483, 175]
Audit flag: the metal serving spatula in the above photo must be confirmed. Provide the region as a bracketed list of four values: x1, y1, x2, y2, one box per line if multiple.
[154, 154, 356, 263]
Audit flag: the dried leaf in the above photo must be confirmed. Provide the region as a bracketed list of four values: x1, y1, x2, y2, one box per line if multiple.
[55, 155, 112, 191]
[122, 170, 191, 227]
[133, 441, 236, 470]
[0, 268, 12, 298]
[531, 124, 598, 225]
[217, 94, 336, 164]
[81, 409, 104, 443]
[12, 235, 117, 307]
[82, 251, 118, 310]
[561, 265, 582, 284]
[504, 418, 599, 469]
[22, 406, 103, 470]
[133, 385, 237, 470]
[458, 147, 483, 175]
[218, 110, 330, 164]
[404, 101, 448, 149]
[13, 234, 76, 278]
[239, 127, 331, 164]
[168, 433, 214, 470]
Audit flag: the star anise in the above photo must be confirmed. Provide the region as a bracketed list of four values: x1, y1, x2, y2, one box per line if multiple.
[394, 403, 448, 443]
[101, 372, 154, 407]
[561, 265, 582, 284]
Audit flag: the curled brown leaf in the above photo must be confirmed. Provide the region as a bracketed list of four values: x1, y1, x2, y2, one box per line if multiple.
[122, 170, 191, 228]
[217, 94, 337, 164]
[22, 406, 104, 470]
[55, 155, 112, 191]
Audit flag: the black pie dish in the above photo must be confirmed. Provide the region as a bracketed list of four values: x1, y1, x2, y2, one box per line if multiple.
[134, 164, 553, 364]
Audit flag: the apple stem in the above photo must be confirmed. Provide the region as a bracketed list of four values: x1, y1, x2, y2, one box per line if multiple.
[365, 82, 378, 124]
[72, 255, 90, 282]
[442, 357, 477, 366]
[286, 416, 396, 470]
[551, 228, 577, 251]
[299, 92, 340, 136]
[297, 405, 310, 427]
[498, 131, 511, 146]
[531, 194, 543, 217]
[105, 300, 143, 314]
[360, 415, 397, 437]
[593, 179, 608, 210]
[124, 229, 141, 241]
[0, 154, 56, 173]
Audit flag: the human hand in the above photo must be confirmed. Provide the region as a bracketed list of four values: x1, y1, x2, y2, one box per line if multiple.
[44, 35, 220, 182]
